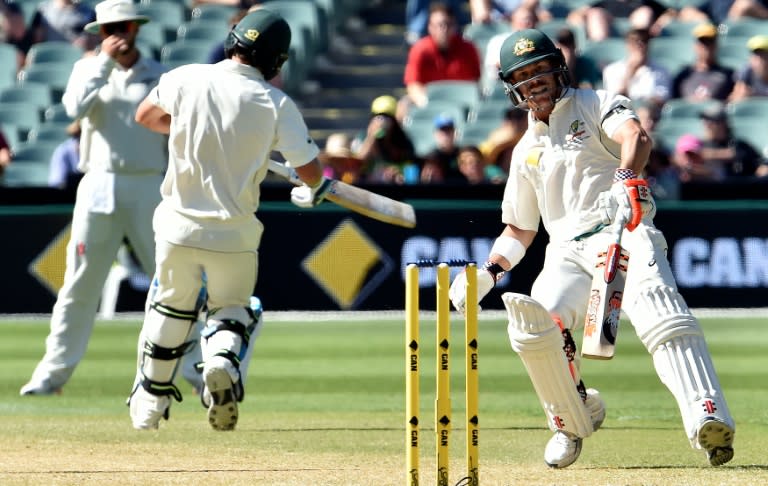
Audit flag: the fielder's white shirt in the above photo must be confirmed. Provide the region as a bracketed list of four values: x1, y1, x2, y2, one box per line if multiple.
[147, 60, 319, 252]
[502, 88, 637, 243]
[63, 51, 168, 175]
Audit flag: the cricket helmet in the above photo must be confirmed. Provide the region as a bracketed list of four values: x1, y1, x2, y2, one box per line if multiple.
[498, 29, 570, 106]
[224, 9, 291, 80]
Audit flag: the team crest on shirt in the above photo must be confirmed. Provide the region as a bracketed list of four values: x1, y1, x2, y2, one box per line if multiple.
[513, 38, 535, 56]
[564, 119, 589, 148]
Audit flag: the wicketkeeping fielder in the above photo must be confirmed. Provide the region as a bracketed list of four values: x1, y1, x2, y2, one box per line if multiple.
[449, 29, 734, 468]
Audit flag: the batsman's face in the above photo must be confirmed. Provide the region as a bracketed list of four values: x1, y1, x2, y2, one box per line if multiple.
[509, 59, 559, 113]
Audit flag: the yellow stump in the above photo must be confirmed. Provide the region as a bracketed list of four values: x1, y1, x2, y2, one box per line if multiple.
[464, 264, 479, 486]
[405, 264, 420, 486]
[435, 263, 451, 486]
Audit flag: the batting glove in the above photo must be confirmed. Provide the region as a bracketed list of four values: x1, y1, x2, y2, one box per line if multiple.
[598, 171, 655, 231]
[290, 178, 332, 208]
[449, 266, 497, 314]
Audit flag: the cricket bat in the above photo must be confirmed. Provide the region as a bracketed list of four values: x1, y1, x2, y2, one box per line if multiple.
[582, 214, 630, 360]
[268, 160, 417, 228]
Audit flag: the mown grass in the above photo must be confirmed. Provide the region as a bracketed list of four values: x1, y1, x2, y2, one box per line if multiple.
[0, 314, 765, 485]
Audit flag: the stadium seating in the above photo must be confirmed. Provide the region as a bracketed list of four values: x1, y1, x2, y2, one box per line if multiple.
[17, 64, 73, 101]
[402, 120, 436, 157]
[161, 40, 214, 69]
[649, 36, 695, 77]
[726, 97, 768, 119]
[458, 119, 500, 147]
[25, 41, 83, 68]
[137, 0, 188, 39]
[189, 4, 237, 24]
[0, 44, 18, 91]
[0, 82, 53, 115]
[403, 101, 468, 132]
[10, 141, 60, 164]
[0, 102, 41, 140]
[580, 38, 625, 71]
[1, 123, 19, 151]
[1, 161, 51, 187]
[426, 80, 481, 108]
[176, 22, 228, 44]
[660, 98, 722, 121]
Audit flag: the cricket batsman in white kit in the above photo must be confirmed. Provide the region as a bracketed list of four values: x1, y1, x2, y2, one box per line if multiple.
[449, 29, 735, 468]
[128, 10, 331, 430]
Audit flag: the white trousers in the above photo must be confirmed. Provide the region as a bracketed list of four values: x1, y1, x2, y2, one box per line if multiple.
[27, 173, 162, 389]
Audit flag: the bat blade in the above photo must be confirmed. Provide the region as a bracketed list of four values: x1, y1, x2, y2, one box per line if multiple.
[268, 160, 417, 228]
[582, 228, 629, 360]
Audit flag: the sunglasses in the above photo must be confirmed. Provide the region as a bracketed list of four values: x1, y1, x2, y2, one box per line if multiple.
[102, 21, 134, 35]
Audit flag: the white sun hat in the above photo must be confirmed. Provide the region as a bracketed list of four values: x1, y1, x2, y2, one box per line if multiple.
[84, 0, 150, 34]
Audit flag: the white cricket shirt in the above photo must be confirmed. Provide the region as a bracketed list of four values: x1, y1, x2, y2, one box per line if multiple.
[148, 60, 319, 252]
[502, 88, 637, 243]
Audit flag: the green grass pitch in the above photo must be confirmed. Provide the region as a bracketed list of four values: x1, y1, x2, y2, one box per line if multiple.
[0, 312, 766, 485]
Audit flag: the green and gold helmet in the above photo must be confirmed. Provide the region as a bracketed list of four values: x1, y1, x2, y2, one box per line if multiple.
[224, 9, 291, 80]
[498, 29, 570, 106]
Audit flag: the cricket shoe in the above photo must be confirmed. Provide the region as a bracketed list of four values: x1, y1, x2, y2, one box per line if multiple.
[202, 356, 240, 431]
[20, 380, 62, 396]
[129, 387, 170, 430]
[697, 417, 734, 466]
[544, 388, 606, 469]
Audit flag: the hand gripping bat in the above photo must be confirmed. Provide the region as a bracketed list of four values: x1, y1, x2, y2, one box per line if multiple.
[268, 160, 417, 228]
[581, 180, 645, 360]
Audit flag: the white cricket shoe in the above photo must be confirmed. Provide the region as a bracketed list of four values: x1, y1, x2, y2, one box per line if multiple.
[545, 430, 583, 469]
[544, 388, 606, 469]
[697, 417, 734, 466]
[20, 380, 62, 396]
[202, 357, 240, 431]
[129, 387, 170, 430]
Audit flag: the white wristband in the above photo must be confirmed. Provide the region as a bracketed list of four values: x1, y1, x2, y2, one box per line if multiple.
[490, 236, 525, 269]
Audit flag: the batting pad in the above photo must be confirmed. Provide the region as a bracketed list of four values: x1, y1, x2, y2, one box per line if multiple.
[141, 307, 197, 383]
[503, 293, 594, 438]
[652, 334, 735, 447]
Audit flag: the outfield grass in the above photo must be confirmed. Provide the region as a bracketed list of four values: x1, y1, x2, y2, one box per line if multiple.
[0, 313, 766, 485]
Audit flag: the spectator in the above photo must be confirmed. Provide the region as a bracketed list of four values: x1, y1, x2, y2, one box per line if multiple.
[1, 2, 33, 70]
[672, 133, 725, 182]
[0, 127, 12, 176]
[458, 144, 506, 184]
[47, 120, 83, 189]
[405, 0, 463, 45]
[478, 106, 527, 173]
[554, 27, 602, 89]
[566, 0, 675, 42]
[470, 0, 551, 24]
[672, 23, 734, 101]
[602, 28, 672, 105]
[402, 3, 481, 109]
[698, 102, 762, 177]
[481, 5, 540, 94]
[29, 0, 97, 50]
[420, 114, 462, 183]
[728, 35, 768, 102]
[678, 0, 768, 26]
[352, 95, 417, 184]
[318, 132, 364, 184]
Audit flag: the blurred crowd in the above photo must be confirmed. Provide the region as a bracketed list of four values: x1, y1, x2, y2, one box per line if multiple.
[317, 0, 768, 195]
[1, 0, 768, 195]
